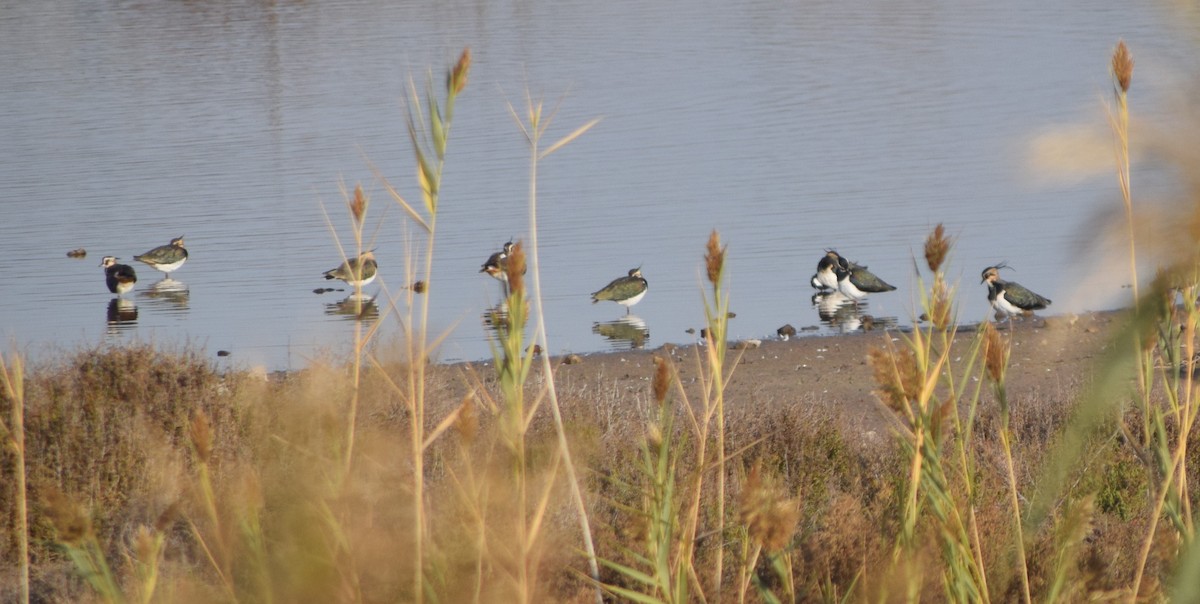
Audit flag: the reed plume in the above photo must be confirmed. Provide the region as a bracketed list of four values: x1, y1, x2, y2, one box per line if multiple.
[739, 463, 800, 554]
[705, 229, 726, 286]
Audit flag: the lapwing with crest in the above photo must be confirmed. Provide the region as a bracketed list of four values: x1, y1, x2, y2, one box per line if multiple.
[591, 267, 648, 313]
[981, 263, 1051, 318]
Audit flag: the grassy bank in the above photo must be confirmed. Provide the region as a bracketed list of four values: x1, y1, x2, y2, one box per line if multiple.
[0, 308, 1195, 602]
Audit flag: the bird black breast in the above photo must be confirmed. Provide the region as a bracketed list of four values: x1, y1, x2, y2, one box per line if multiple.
[986, 281, 1002, 302]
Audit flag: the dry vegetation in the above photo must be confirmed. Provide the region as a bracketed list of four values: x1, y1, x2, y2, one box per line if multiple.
[0, 309, 1196, 602]
[4, 42, 1200, 603]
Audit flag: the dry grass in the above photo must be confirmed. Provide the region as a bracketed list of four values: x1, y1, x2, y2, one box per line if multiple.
[0, 319, 1198, 602]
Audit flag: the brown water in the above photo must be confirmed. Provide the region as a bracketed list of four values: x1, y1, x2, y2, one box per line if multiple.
[1, 0, 1196, 369]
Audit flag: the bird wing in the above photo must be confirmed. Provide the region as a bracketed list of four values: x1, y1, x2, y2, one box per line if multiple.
[481, 250, 505, 271]
[136, 244, 187, 264]
[848, 267, 896, 292]
[592, 276, 645, 301]
[1003, 281, 1051, 310]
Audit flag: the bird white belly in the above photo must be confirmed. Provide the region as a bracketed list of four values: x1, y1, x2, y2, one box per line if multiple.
[816, 267, 838, 290]
[150, 259, 186, 273]
[618, 290, 646, 307]
[838, 279, 868, 300]
[993, 294, 1023, 316]
[345, 273, 377, 287]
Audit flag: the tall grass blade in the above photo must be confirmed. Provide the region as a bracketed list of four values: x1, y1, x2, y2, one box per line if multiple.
[539, 117, 602, 159]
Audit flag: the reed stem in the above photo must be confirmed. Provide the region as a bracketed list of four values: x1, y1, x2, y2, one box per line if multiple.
[520, 107, 604, 602]
[0, 353, 29, 604]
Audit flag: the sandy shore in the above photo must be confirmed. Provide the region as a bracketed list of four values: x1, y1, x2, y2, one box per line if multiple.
[505, 310, 1119, 442]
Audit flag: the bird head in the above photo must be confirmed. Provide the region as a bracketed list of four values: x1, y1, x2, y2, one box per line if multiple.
[980, 263, 1009, 283]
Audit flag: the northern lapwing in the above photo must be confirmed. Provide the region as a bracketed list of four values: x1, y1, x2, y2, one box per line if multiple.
[591, 268, 648, 313]
[323, 251, 378, 287]
[100, 256, 138, 294]
[480, 241, 515, 282]
[831, 253, 896, 300]
[134, 236, 188, 276]
[813, 251, 842, 291]
[981, 264, 1051, 318]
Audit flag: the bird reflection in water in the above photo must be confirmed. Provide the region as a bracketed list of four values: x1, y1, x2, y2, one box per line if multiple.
[138, 277, 190, 310]
[324, 294, 379, 321]
[106, 298, 138, 332]
[592, 315, 650, 350]
[811, 291, 897, 334]
[482, 302, 520, 344]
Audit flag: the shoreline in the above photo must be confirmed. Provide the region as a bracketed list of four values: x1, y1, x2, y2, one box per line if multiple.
[449, 309, 1121, 443]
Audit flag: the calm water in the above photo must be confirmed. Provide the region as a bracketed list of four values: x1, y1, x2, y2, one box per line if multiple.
[2, 0, 1197, 369]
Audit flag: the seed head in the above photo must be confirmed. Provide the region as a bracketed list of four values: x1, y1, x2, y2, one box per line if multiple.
[868, 345, 922, 413]
[449, 47, 471, 95]
[924, 223, 951, 273]
[739, 461, 800, 552]
[190, 411, 212, 464]
[411, 280, 427, 294]
[133, 525, 159, 563]
[349, 184, 368, 225]
[652, 356, 671, 404]
[645, 420, 663, 450]
[506, 241, 526, 295]
[1112, 40, 1133, 94]
[930, 279, 953, 332]
[981, 321, 1009, 383]
[42, 488, 91, 545]
[705, 230, 726, 286]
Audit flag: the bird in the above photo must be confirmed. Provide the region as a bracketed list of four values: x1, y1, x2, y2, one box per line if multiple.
[100, 256, 138, 294]
[813, 250, 842, 291]
[981, 264, 1051, 317]
[134, 236, 188, 276]
[323, 251, 378, 287]
[828, 252, 896, 300]
[480, 241, 515, 282]
[591, 268, 648, 313]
